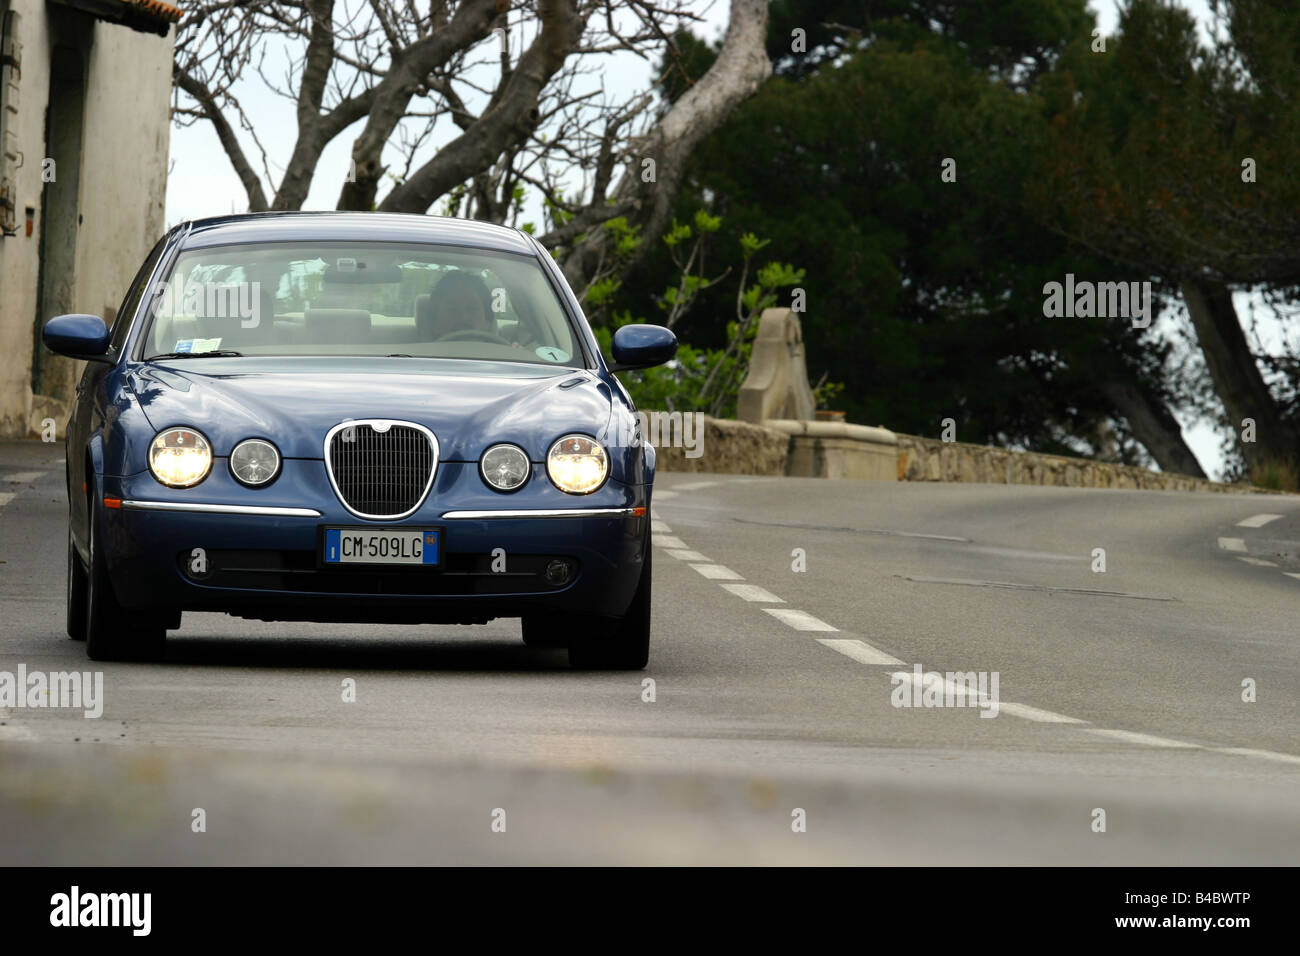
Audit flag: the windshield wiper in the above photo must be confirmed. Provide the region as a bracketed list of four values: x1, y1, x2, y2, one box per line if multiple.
[144, 350, 244, 361]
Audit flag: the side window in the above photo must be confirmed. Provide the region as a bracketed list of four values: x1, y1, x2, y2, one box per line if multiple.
[109, 235, 167, 352]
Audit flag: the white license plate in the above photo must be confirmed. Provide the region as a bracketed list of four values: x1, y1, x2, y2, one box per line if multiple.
[322, 528, 441, 566]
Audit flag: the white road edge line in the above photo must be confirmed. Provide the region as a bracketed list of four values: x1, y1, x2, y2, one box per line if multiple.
[1237, 513, 1284, 528]
[720, 583, 785, 603]
[764, 608, 837, 632]
[1217, 537, 1248, 552]
[817, 638, 904, 666]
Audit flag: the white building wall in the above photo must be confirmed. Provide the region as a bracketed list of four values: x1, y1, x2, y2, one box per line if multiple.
[0, 0, 172, 437]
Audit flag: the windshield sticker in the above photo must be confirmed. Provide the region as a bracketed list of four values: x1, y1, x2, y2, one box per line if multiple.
[174, 337, 222, 354]
[534, 346, 569, 362]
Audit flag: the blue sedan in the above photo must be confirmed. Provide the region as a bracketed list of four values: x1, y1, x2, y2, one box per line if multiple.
[43, 212, 677, 668]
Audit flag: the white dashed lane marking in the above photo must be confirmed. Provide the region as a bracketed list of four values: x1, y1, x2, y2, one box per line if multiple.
[763, 608, 837, 632]
[3, 471, 46, 483]
[653, 481, 1300, 765]
[719, 583, 785, 603]
[690, 564, 744, 581]
[817, 638, 903, 666]
[993, 702, 1088, 724]
[1237, 513, 1284, 528]
[1085, 728, 1198, 748]
[665, 549, 709, 561]
[1213, 747, 1300, 766]
[1238, 556, 1279, 567]
[887, 671, 1085, 724]
[0, 493, 14, 508]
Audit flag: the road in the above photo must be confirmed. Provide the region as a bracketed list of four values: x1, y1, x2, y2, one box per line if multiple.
[1, 438, 1298, 864]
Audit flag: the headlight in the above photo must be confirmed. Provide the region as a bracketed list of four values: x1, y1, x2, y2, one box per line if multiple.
[546, 434, 608, 494]
[148, 427, 212, 488]
[230, 438, 281, 487]
[481, 444, 530, 492]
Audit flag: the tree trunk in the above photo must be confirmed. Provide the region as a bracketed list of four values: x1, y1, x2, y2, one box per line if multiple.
[1180, 279, 1298, 470]
[1098, 381, 1207, 477]
[559, 0, 771, 294]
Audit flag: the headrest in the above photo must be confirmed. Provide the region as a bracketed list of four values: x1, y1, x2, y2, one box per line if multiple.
[305, 308, 370, 344]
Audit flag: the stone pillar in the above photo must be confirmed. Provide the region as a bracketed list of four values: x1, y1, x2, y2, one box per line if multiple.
[737, 307, 816, 424]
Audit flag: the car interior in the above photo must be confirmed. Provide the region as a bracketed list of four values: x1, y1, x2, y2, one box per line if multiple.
[144, 244, 581, 365]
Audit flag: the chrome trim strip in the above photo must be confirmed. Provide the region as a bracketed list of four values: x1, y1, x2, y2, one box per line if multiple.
[121, 500, 322, 517]
[323, 419, 440, 521]
[441, 508, 636, 519]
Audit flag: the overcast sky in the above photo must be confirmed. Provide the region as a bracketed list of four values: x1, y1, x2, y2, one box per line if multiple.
[164, 1, 1275, 480]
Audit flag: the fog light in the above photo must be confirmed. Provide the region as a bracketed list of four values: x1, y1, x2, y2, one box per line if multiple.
[545, 559, 574, 587]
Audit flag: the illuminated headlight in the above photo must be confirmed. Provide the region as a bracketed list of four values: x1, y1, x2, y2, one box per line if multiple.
[481, 444, 530, 492]
[230, 438, 281, 487]
[148, 427, 212, 488]
[546, 434, 608, 494]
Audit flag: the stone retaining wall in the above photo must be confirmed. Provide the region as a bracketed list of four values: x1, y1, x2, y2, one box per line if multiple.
[893, 433, 1265, 492]
[655, 415, 1277, 494]
[652, 416, 788, 475]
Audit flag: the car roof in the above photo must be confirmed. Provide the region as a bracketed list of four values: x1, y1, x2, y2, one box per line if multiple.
[179, 211, 536, 256]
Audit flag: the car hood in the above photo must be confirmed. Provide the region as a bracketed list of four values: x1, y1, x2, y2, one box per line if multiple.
[127, 356, 614, 462]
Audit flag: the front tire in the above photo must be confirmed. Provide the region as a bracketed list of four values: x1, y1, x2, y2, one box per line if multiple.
[66, 526, 88, 641]
[520, 615, 570, 649]
[84, 497, 166, 662]
[568, 546, 652, 670]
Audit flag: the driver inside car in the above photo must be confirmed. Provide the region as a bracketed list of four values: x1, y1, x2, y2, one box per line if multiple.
[430, 271, 495, 338]
[428, 270, 537, 349]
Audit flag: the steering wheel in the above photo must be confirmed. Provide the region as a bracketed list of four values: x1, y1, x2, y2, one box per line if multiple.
[436, 328, 514, 346]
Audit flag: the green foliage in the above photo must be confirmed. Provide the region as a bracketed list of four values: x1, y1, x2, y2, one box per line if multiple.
[1249, 457, 1299, 493]
[604, 221, 808, 419]
[621, 0, 1181, 462]
[584, 277, 621, 309]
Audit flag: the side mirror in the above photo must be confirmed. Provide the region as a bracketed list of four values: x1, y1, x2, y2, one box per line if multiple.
[42, 314, 112, 362]
[609, 324, 677, 372]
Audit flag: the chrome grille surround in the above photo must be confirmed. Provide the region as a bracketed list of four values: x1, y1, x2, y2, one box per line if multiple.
[323, 420, 439, 520]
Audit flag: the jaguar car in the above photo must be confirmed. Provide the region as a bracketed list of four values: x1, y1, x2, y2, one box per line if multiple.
[43, 212, 677, 669]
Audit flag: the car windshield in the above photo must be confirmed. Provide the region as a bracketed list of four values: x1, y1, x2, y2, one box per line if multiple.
[139, 241, 583, 366]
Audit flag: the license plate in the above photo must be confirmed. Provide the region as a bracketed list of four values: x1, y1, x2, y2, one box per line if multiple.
[322, 527, 441, 566]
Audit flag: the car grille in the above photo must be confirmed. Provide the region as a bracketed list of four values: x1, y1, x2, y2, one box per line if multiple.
[326, 420, 437, 518]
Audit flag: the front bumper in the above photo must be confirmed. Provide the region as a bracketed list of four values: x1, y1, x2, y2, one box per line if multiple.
[100, 459, 649, 623]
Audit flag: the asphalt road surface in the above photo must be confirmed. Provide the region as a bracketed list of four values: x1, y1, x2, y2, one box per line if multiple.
[1, 438, 1298, 864]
